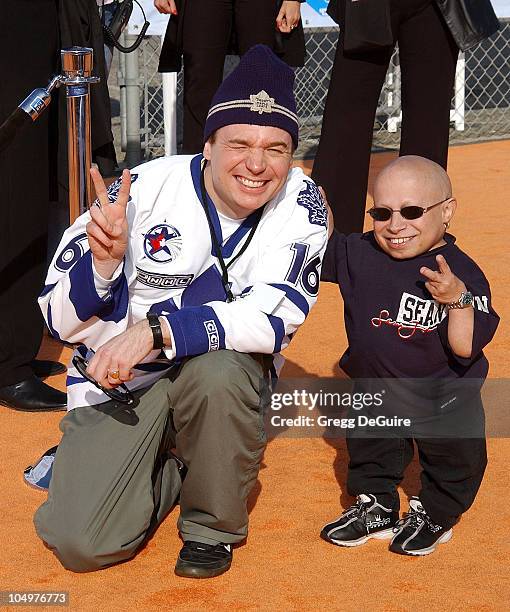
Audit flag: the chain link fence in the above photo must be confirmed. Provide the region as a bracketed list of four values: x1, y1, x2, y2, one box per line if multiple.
[114, 19, 510, 161]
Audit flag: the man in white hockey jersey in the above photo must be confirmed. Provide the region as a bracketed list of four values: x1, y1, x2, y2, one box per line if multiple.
[34, 45, 328, 578]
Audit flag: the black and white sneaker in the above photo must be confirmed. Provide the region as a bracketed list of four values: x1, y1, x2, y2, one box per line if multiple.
[390, 497, 453, 556]
[321, 494, 398, 547]
[175, 541, 232, 578]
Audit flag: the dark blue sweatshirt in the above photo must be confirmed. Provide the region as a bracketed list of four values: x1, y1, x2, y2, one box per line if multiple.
[321, 231, 499, 380]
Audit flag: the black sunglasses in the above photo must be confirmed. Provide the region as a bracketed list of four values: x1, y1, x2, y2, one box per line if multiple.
[72, 354, 135, 405]
[367, 198, 450, 222]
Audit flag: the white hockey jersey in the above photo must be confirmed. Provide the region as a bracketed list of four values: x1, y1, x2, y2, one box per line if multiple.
[40, 154, 328, 409]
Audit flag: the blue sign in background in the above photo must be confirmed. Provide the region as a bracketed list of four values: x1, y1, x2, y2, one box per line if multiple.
[306, 0, 329, 14]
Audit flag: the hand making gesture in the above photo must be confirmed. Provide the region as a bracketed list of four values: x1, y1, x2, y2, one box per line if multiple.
[88, 167, 131, 280]
[420, 254, 467, 304]
[421, 254, 473, 358]
[86, 168, 163, 388]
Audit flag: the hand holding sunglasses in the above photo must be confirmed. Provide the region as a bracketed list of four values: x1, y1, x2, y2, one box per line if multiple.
[367, 197, 450, 222]
[72, 353, 135, 405]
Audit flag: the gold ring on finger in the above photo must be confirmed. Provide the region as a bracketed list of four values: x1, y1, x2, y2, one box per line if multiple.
[108, 369, 120, 380]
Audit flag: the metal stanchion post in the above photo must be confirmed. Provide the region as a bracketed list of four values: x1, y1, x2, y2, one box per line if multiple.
[124, 34, 142, 166]
[118, 31, 128, 153]
[0, 46, 99, 224]
[61, 47, 100, 223]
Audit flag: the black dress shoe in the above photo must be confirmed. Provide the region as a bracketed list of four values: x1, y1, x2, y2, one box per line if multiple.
[0, 375, 67, 412]
[31, 359, 67, 378]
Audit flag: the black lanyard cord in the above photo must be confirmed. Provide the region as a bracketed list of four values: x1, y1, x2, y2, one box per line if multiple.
[199, 163, 264, 302]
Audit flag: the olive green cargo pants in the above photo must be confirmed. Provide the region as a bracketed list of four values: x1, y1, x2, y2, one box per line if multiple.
[34, 350, 270, 572]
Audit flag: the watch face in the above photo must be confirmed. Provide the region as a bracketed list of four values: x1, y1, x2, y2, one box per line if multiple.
[460, 292, 474, 306]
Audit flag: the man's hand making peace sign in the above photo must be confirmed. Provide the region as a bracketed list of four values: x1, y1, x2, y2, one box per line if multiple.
[84, 168, 171, 388]
[87, 167, 131, 280]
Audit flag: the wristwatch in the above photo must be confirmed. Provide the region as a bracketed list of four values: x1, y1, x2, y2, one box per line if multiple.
[446, 291, 474, 310]
[146, 313, 164, 349]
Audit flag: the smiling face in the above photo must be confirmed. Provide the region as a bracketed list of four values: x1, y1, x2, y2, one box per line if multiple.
[202, 124, 293, 219]
[372, 156, 457, 259]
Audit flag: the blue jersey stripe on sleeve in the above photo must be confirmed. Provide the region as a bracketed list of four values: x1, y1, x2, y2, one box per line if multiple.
[40, 283, 57, 298]
[149, 297, 179, 316]
[69, 251, 129, 323]
[181, 265, 227, 307]
[46, 303, 62, 341]
[165, 305, 226, 359]
[267, 314, 285, 352]
[269, 283, 310, 316]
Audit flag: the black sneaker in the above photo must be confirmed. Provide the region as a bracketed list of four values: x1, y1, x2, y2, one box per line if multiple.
[321, 494, 398, 547]
[389, 497, 453, 556]
[175, 541, 232, 578]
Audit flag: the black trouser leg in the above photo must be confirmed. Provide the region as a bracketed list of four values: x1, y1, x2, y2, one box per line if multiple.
[398, 1, 459, 167]
[182, 0, 233, 154]
[234, 0, 276, 54]
[416, 437, 487, 529]
[312, 0, 459, 233]
[416, 395, 487, 528]
[0, 0, 58, 387]
[346, 436, 414, 511]
[181, 0, 278, 154]
[311, 13, 393, 234]
[347, 396, 487, 528]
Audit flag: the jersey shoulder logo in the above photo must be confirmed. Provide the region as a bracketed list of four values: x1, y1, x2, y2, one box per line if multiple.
[92, 173, 139, 207]
[296, 180, 327, 227]
[143, 223, 182, 263]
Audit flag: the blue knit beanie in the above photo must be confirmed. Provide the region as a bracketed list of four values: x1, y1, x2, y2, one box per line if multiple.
[204, 45, 298, 148]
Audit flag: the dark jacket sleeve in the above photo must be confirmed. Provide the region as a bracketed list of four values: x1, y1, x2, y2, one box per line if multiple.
[158, 0, 184, 73]
[320, 229, 347, 284]
[437, 262, 500, 366]
[328, 0, 500, 50]
[274, 0, 306, 67]
[326, 0, 340, 25]
[435, 0, 500, 51]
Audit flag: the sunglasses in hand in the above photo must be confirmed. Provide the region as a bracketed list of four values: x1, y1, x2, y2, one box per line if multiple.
[72, 353, 135, 405]
[367, 198, 450, 222]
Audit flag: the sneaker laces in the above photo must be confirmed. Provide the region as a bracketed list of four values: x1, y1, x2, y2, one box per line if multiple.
[393, 501, 441, 533]
[342, 494, 373, 522]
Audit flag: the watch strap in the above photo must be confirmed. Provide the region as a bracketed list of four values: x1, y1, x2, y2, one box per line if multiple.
[146, 313, 164, 349]
[446, 291, 473, 310]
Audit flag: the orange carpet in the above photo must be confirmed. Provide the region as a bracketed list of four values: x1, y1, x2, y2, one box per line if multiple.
[1, 141, 509, 611]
